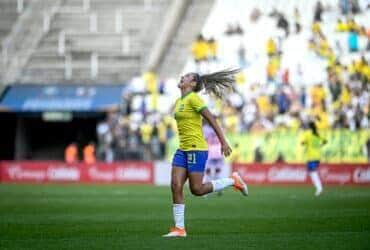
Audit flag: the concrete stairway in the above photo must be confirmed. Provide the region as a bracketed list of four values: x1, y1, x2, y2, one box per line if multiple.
[0, 0, 28, 80]
[18, 0, 170, 84]
[157, 0, 214, 78]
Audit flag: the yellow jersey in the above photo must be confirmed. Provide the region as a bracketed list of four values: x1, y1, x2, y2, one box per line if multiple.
[301, 130, 325, 161]
[140, 123, 153, 144]
[266, 38, 277, 55]
[174, 92, 208, 151]
[191, 41, 208, 61]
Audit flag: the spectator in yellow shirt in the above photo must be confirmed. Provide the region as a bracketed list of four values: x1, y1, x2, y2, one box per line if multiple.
[318, 36, 330, 57]
[143, 71, 158, 94]
[309, 103, 330, 130]
[140, 121, 153, 145]
[257, 95, 271, 116]
[267, 56, 280, 81]
[335, 19, 348, 32]
[140, 120, 153, 160]
[266, 38, 277, 57]
[191, 34, 208, 62]
[361, 63, 370, 82]
[339, 85, 351, 106]
[157, 120, 168, 158]
[311, 22, 321, 34]
[310, 84, 326, 106]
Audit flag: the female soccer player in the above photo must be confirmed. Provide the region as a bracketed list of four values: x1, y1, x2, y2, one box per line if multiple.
[301, 121, 327, 196]
[163, 69, 248, 237]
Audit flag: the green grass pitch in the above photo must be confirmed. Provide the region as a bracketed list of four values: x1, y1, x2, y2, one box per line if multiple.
[0, 184, 370, 250]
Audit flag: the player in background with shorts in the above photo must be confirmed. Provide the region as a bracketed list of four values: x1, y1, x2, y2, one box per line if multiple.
[163, 69, 248, 237]
[301, 121, 327, 196]
[203, 122, 226, 196]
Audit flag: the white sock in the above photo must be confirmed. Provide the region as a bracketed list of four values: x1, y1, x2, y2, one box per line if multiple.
[173, 204, 185, 229]
[309, 171, 323, 192]
[211, 178, 234, 192]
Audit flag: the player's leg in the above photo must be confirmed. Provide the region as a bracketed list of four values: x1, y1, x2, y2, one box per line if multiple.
[189, 171, 248, 196]
[202, 165, 212, 198]
[187, 151, 248, 196]
[171, 166, 187, 203]
[203, 166, 212, 183]
[214, 159, 224, 196]
[163, 150, 188, 237]
[213, 159, 223, 180]
[307, 161, 323, 196]
[188, 172, 213, 195]
[309, 170, 323, 196]
[163, 166, 188, 237]
[171, 166, 188, 227]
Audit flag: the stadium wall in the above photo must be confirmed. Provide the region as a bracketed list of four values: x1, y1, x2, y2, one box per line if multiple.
[0, 161, 369, 185]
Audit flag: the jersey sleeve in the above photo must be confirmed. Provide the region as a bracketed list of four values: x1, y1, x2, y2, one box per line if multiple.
[189, 93, 207, 113]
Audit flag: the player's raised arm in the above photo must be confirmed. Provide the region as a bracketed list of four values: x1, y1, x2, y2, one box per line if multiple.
[200, 108, 231, 157]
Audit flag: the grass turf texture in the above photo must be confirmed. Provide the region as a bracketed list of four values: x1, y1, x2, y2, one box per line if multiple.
[0, 184, 369, 250]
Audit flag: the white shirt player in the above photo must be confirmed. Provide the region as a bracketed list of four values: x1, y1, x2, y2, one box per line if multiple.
[203, 124, 223, 160]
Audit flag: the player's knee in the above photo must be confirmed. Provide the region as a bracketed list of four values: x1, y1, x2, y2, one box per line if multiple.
[171, 180, 182, 193]
[190, 184, 204, 196]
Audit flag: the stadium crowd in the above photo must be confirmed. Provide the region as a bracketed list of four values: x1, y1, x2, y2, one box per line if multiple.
[95, 0, 370, 162]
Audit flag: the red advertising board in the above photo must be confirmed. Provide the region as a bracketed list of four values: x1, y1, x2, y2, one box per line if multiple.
[0, 161, 153, 184]
[1, 161, 369, 185]
[232, 163, 370, 185]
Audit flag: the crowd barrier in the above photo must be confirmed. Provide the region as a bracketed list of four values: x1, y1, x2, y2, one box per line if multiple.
[0, 161, 154, 184]
[0, 161, 369, 185]
[233, 163, 370, 185]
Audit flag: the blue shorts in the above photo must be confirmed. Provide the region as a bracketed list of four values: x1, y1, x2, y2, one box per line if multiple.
[307, 161, 320, 171]
[172, 149, 208, 173]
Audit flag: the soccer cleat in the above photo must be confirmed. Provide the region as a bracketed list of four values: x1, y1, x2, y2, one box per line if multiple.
[315, 189, 323, 196]
[232, 172, 248, 196]
[162, 227, 187, 237]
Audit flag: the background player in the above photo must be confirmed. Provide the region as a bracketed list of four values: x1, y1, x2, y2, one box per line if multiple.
[203, 122, 226, 196]
[301, 121, 327, 196]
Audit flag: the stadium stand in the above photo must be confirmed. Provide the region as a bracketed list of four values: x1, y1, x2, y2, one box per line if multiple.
[0, 0, 215, 84]
[156, 0, 214, 78]
[1, 0, 173, 84]
[101, 0, 369, 162]
[0, 0, 28, 78]
[0, 0, 24, 42]
[23, 0, 172, 84]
